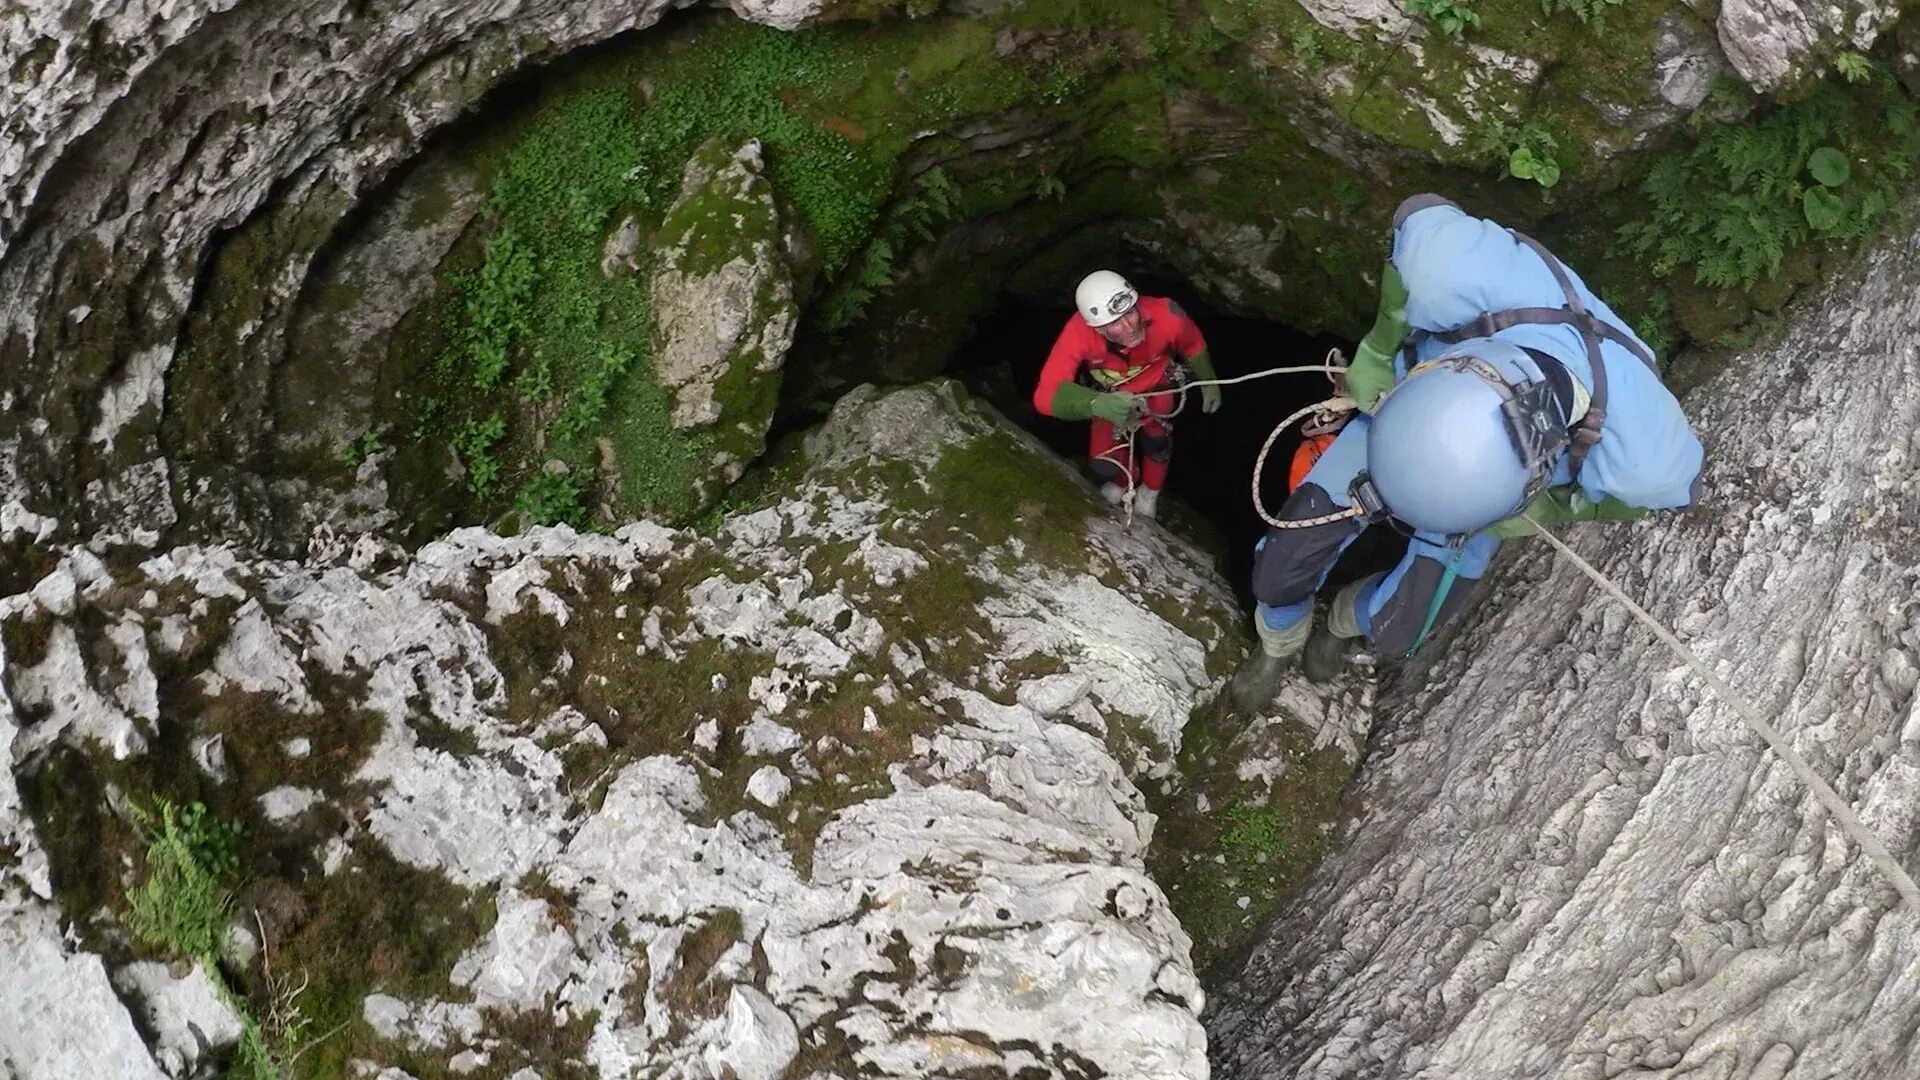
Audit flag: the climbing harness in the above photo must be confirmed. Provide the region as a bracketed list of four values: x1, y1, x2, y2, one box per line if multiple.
[1403, 228, 1658, 481]
[1523, 513, 1920, 913]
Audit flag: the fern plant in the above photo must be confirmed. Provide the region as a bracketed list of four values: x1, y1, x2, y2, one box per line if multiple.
[1541, 0, 1624, 32]
[1616, 75, 1920, 288]
[1836, 51, 1873, 84]
[818, 167, 966, 332]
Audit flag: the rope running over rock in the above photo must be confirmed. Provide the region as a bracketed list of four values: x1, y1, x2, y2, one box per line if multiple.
[1524, 513, 1920, 913]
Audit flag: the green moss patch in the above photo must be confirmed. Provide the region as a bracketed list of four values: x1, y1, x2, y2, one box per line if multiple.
[277, 847, 498, 1080]
[1145, 695, 1356, 974]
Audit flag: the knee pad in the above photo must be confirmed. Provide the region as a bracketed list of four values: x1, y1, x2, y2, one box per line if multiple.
[1090, 458, 1127, 483]
[1139, 431, 1173, 463]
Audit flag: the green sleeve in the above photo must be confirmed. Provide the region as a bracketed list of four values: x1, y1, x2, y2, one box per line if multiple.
[1046, 380, 1100, 421]
[1358, 261, 1410, 360]
[1490, 485, 1647, 537]
[1186, 348, 1217, 383]
[1530, 485, 1647, 525]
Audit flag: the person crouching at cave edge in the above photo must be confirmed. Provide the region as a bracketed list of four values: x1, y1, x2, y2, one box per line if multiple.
[1228, 193, 1707, 711]
[1030, 269, 1221, 520]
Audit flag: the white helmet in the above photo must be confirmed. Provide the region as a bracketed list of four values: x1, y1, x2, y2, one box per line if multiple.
[1075, 269, 1138, 328]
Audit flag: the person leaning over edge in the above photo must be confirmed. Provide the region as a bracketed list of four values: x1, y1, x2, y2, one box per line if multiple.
[1229, 193, 1706, 710]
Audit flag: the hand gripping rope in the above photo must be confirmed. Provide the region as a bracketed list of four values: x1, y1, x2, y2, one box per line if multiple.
[1094, 349, 1361, 529]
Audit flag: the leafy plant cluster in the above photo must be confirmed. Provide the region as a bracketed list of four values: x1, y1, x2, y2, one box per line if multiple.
[1539, 0, 1624, 32]
[1616, 74, 1920, 288]
[1403, 0, 1480, 39]
[125, 800, 326, 1080]
[1473, 117, 1563, 189]
[336, 428, 385, 469]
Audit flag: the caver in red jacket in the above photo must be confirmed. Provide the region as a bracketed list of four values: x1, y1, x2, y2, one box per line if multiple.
[1031, 295, 1213, 494]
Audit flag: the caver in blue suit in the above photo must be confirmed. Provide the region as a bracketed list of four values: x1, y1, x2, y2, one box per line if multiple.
[1230, 194, 1705, 710]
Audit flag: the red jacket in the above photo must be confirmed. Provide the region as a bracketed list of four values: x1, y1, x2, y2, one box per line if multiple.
[1032, 296, 1208, 415]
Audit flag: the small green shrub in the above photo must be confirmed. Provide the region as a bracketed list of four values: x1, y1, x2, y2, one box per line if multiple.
[1404, 0, 1480, 39]
[1474, 118, 1564, 189]
[1290, 23, 1325, 69]
[1540, 0, 1624, 32]
[337, 428, 385, 469]
[513, 470, 588, 529]
[1616, 76, 1920, 288]
[453, 413, 507, 497]
[125, 800, 239, 960]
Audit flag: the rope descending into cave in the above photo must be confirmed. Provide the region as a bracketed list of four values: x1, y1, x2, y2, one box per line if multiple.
[1524, 513, 1920, 913]
[1098, 358, 1362, 529]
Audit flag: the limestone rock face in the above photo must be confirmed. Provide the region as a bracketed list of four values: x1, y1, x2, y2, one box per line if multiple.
[0, 0, 821, 549]
[1208, 226, 1920, 1077]
[648, 138, 799, 507]
[1717, 0, 1900, 93]
[1, 382, 1244, 1079]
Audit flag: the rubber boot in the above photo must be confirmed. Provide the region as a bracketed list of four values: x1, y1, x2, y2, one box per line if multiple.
[1134, 487, 1160, 520]
[1229, 609, 1311, 714]
[1099, 481, 1127, 506]
[1303, 574, 1379, 684]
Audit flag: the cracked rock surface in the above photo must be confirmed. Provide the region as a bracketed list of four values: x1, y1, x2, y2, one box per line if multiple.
[1, 381, 1294, 1079]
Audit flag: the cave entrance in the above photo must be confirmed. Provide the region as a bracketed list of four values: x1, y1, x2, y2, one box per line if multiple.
[951, 277, 1406, 610]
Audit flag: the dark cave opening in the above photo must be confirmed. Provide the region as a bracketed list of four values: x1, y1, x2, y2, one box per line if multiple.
[951, 276, 1407, 611]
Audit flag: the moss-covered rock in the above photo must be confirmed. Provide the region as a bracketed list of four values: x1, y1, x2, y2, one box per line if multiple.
[646, 137, 799, 513]
[0, 378, 1373, 1078]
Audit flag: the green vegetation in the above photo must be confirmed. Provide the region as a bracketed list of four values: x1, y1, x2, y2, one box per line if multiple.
[336, 428, 386, 469]
[1404, 0, 1481, 39]
[1836, 50, 1874, 84]
[125, 800, 324, 1080]
[1474, 117, 1564, 189]
[1539, 0, 1624, 32]
[407, 17, 1046, 528]
[126, 799, 240, 961]
[1615, 73, 1920, 288]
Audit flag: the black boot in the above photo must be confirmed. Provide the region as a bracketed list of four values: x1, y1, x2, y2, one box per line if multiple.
[1301, 625, 1353, 683]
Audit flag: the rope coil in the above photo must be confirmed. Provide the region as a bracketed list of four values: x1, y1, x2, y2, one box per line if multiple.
[1099, 354, 1362, 528]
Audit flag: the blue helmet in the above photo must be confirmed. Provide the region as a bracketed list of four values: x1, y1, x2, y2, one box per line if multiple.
[1361, 340, 1571, 536]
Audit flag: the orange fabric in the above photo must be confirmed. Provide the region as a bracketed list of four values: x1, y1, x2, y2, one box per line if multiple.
[1289, 433, 1336, 492]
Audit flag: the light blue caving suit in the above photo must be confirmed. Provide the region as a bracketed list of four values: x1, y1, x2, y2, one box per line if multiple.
[1250, 194, 1705, 658]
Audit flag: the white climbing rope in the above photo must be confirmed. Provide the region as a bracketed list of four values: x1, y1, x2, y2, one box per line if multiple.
[1097, 355, 1363, 529]
[1523, 512, 1920, 913]
[1248, 394, 1358, 529]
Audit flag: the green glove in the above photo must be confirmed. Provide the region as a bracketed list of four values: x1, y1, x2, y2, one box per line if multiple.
[1088, 392, 1140, 426]
[1484, 485, 1647, 538]
[1187, 349, 1222, 414]
[1046, 380, 1135, 424]
[1349, 260, 1410, 413]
